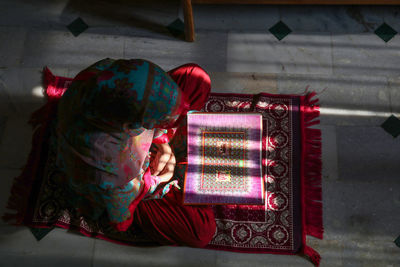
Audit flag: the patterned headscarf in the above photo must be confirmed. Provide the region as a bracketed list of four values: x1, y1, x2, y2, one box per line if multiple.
[63, 58, 185, 131]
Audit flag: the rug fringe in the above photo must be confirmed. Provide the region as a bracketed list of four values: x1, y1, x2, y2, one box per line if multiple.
[302, 91, 323, 240]
[300, 91, 323, 266]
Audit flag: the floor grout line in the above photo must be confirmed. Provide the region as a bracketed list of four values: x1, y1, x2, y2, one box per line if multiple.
[90, 239, 97, 267]
[330, 32, 335, 76]
[387, 76, 394, 115]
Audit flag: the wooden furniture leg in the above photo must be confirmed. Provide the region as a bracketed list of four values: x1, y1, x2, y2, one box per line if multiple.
[182, 0, 195, 42]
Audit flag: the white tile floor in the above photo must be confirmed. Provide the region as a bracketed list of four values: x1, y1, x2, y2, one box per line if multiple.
[278, 73, 393, 126]
[227, 32, 333, 74]
[331, 33, 400, 76]
[0, 1, 400, 266]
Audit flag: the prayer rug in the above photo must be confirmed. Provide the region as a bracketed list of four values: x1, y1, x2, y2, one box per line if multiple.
[3, 68, 323, 266]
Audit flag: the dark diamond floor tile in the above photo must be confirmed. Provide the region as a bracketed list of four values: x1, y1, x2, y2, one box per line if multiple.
[166, 18, 184, 38]
[374, 22, 397, 42]
[67, 17, 89, 37]
[268, 21, 292, 41]
[395, 235, 400, 248]
[30, 227, 55, 241]
[381, 115, 400, 138]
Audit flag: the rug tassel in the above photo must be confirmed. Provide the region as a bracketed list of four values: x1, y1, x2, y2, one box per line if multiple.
[303, 245, 321, 267]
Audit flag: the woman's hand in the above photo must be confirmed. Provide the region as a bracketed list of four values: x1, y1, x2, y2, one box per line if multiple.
[150, 143, 176, 183]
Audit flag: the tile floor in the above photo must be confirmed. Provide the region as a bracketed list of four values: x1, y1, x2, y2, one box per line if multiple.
[0, 1, 399, 266]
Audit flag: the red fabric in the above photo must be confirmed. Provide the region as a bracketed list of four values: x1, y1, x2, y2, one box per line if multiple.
[134, 187, 216, 248]
[167, 63, 211, 128]
[43, 67, 71, 100]
[152, 128, 176, 144]
[168, 63, 211, 111]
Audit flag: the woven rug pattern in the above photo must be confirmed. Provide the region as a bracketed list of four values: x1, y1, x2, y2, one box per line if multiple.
[202, 93, 302, 252]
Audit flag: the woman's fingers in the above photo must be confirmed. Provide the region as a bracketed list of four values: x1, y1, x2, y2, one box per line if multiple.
[158, 153, 176, 183]
[152, 153, 166, 176]
[159, 153, 176, 175]
[150, 143, 177, 182]
[151, 143, 173, 176]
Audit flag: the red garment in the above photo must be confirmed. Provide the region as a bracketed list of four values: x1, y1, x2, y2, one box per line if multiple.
[134, 187, 216, 248]
[167, 63, 212, 127]
[134, 63, 215, 248]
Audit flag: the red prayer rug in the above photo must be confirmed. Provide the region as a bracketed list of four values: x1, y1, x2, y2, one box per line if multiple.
[3, 68, 323, 266]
